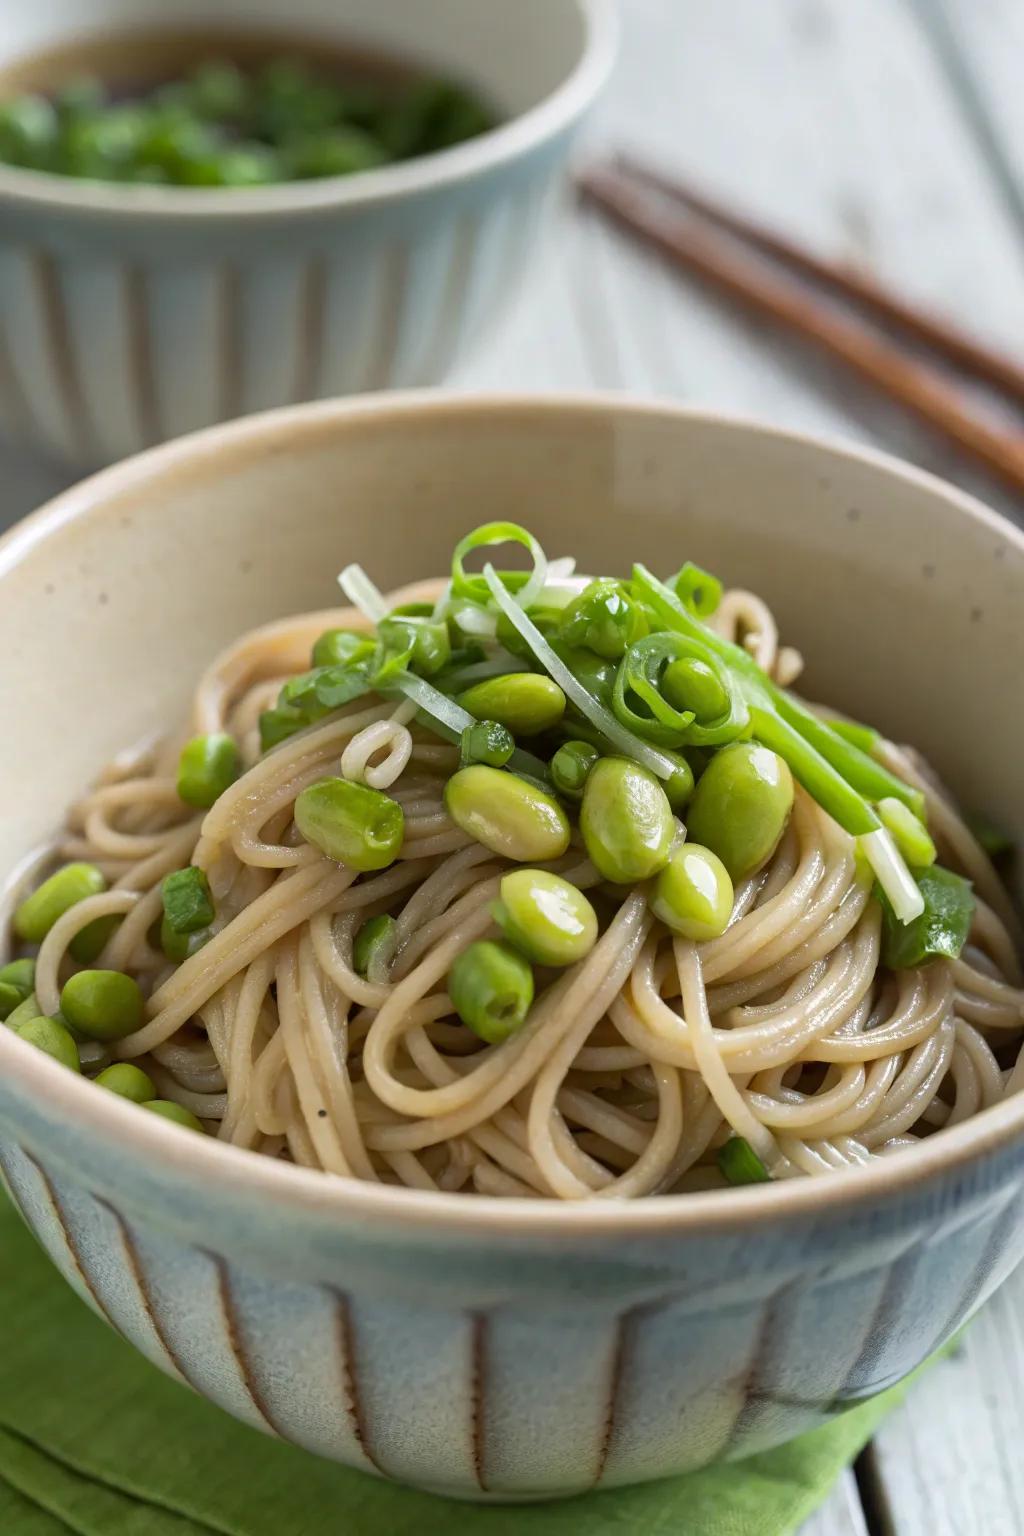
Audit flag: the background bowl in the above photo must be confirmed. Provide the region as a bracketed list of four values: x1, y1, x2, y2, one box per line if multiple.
[0, 0, 614, 467]
[1, 394, 1024, 1501]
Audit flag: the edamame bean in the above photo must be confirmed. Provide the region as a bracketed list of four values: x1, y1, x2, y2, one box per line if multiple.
[60, 970, 144, 1042]
[0, 959, 35, 1020]
[445, 766, 570, 862]
[661, 657, 729, 723]
[449, 940, 534, 1043]
[460, 720, 515, 769]
[559, 579, 648, 660]
[94, 1063, 157, 1103]
[458, 674, 565, 736]
[663, 753, 695, 812]
[177, 732, 240, 809]
[492, 870, 598, 967]
[295, 778, 404, 871]
[14, 1015, 80, 1072]
[550, 740, 599, 800]
[141, 1100, 204, 1133]
[69, 914, 121, 965]
[353, 914, 397, 976]
[4, 992, 40, 1032]
[878, 797, 936, 868]
[160, 917, 211, 965]
[311, 628, 376, 669]
[580, 758, 675, 883]
[686, 743, 794, 880]
[13, 862, 106, 943]
[651, 844, 734, 940]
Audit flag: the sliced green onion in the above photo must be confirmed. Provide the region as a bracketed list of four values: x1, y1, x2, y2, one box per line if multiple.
[483, 564, 680, 782]
[859, 828, 925, 924]
[878, 797, 937, 868]
[161, 866, 215, 935]
[820, 714, 880, 754]
[450, 521, 548, 612]
[338, 563, 389, 625]
[717, 1137, 771, 1185]
[460, 720, 515, 768]
[673, 561, 723, 618]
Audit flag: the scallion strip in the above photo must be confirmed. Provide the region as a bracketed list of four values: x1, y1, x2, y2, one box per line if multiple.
[390, 668, 549, 783]
[483, 564, 680, 781]
[451, 522, 549, 612]
[338, 563, 389, 625]
[860, 828, 926, 923]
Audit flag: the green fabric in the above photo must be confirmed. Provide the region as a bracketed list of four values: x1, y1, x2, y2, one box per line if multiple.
[0, 1195, 914, 1536]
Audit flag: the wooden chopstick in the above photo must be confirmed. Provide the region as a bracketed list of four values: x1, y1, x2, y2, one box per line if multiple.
[579, 164, 1024, 498]
[615, 152, 1024, 411]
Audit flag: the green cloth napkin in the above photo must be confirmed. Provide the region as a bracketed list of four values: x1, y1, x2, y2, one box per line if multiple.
[0, 1194, 917, 1536]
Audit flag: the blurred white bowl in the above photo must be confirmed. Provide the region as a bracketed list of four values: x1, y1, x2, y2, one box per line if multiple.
[0, 0, 615, 466]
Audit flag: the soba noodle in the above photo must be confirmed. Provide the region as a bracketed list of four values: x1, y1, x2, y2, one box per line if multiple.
[5, 548, 1022, 1200]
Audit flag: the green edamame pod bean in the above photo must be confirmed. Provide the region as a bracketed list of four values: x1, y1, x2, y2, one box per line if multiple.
[651, 844, 734, 940]
[580, 758, 675, 883]
[353, 914, 397, 977]
[69, 914, 121, 965]
[60, 970, 144, 1042]
[550, 740, 599, 800]
[663, 753, 695, 812]
[141, 1100, 204, 1132]
[295, 778, 404, 871]
[449, 939, 534, 1043]
[160, 917, 211, 965]
[492, 870, 598, 967]
[15, 1015, 81, 1072]
[4, 992, 40, 1032]
[445, 766, 570, 862]
[458, 673, 566, 736]
[559, 579, 648, 660]
[94, 1063, 157, 1103]
[661, 657, 729, 723]
[177, 732, 241, 809]
[686, 743, 794, 880]
[0, 959, 35, 1020]
[13, 862, 106, 943]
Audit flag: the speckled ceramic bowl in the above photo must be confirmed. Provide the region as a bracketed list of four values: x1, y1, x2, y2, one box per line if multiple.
[1, 395, 1023, 1502]
[0, 0, 614, 467]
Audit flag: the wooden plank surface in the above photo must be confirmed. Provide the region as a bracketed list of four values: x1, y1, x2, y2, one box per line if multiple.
[2, 3, 1024, 1533]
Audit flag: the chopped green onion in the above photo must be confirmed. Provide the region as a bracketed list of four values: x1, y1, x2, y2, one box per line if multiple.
[311, 629, 376, 669]
[450, 521, 548, 613]
[460, 720, 515, 768]
[820, 714, 880, 754]
[161, 867, 215, 935]
[672, 561, 723, 618]
[718, 1137, 771, 1185]
[878, 797, 937, 869]
[338, 562, 389, 625]
[861, 828, 926, 924]
[879, 864, 974, 969]
[483, 564, 681, 782]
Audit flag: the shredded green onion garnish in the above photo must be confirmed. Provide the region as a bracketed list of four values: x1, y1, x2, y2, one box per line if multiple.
[482, 563, 681, 782]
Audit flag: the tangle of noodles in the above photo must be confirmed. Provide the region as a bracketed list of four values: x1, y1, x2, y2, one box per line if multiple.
[6, 578, 1022, 1200]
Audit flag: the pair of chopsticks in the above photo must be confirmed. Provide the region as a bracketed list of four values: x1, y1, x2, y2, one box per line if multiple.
[579, 155, 1024, 498]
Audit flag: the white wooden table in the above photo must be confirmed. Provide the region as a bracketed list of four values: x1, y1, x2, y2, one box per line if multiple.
[2, 2, 1023, 1530]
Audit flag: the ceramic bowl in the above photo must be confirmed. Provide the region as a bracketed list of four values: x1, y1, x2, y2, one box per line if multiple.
[0, 0, 614, 467]
[1, 395, 1023, 1502]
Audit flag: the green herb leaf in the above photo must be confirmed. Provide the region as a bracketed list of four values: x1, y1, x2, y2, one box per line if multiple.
[879, 864, 974, 969]
[161, 867, 215, 935]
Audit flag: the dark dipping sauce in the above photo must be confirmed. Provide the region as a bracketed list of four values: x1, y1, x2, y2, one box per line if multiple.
[0, 27, 498, 187]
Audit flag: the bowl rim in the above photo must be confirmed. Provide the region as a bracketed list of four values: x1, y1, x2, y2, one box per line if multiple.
[2, 388, 1024, 1239]
[0, 0, 616, 223]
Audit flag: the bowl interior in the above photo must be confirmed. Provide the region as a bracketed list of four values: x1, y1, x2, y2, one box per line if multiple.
[0, 0, 591, 118]
[3, 396, 1022, 912]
